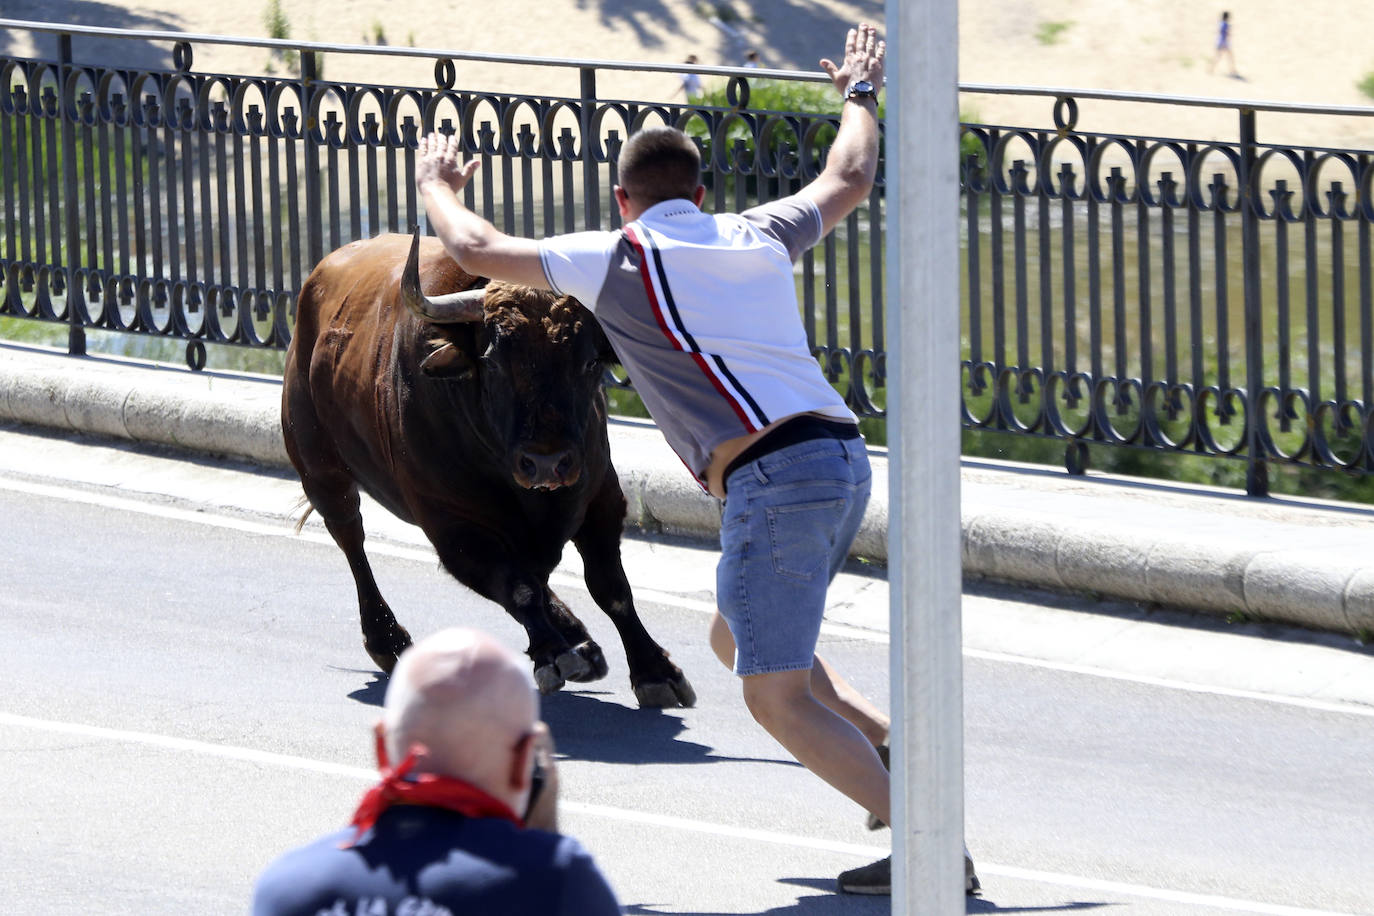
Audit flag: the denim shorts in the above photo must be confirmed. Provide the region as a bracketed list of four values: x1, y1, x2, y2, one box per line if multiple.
[716, 435, 872, 677]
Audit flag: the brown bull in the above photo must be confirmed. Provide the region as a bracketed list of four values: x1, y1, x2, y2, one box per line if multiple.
[281, 231, 695, 707]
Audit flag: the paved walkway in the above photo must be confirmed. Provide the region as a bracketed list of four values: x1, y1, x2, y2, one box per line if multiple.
[4, 341, 1374, 648]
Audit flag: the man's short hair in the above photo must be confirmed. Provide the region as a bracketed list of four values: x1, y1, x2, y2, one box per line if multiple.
[618, 127, 701, 207]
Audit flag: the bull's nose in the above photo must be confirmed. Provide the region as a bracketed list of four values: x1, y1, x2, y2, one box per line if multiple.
[515, 448, 578, 490]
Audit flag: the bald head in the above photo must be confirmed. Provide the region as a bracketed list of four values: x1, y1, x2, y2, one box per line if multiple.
[381, 629, 539, 805]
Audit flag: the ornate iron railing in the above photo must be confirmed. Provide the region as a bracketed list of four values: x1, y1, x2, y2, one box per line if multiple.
[0, 20, 876, 393]
[958, 87, 1374, 494]
[4, 21, 1374, 494]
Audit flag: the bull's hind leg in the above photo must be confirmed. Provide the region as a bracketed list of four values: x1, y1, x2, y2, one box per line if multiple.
[315, 489, 413, 673]
[427, 527, 604, 694]
[574, 475, 696, 708]
[283, 393, 412, 672]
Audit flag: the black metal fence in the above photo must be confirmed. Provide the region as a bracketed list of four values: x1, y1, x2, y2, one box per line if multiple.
[0, 20, 875, 386]
[3, 21, 1374, 495]
[958, 88, 1374, 494]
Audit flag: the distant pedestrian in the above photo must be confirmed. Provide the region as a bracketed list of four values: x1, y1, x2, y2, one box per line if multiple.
[680, 54, 704, 101]
[1208, 11, 1239, 77]
[743, 49, 761, 68]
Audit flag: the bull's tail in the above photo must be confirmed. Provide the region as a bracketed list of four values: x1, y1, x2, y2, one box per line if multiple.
[292, 494, 316, 535]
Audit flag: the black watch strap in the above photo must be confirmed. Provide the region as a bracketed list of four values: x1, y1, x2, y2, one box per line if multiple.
[844, 79, 878, 102]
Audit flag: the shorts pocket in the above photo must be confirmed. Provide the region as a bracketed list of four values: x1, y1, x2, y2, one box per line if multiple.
[766, 497, 848, 581]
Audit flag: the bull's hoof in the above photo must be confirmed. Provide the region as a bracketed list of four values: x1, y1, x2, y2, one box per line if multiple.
[364, 624, 413, 674]
[561, 641, 609, 683]
[633, 673, 697, 709]
[553, 649, 592, 682]
[533, 663, 566, 695]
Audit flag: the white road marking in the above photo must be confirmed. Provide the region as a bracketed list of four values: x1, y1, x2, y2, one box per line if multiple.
[0, 710, 1362, 916]
[4, 473, 1373, 719]
[980, 864, 1365, 916]
[962, 648, 1374, 719]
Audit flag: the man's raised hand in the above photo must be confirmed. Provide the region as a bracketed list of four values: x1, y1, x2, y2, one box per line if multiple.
[819, 22, 886, 98]
[415, 132, 481, 196]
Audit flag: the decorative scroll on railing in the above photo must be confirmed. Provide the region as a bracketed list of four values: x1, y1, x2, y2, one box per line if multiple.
[4, 22, 1374, 494]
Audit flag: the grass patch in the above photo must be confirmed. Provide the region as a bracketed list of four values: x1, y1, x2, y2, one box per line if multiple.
[1035, 20, 1073, 46]
[1358, 71, 1374, 101]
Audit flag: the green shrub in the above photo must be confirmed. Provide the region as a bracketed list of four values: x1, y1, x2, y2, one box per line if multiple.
[262, 0, 290, 40]
[261, 0, 298, 70]
[1358, 71, 1374, 101]
[1035, 20, 1072, 46]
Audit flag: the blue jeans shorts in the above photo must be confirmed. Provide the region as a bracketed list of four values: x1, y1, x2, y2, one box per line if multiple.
[716, 435, 872, 677]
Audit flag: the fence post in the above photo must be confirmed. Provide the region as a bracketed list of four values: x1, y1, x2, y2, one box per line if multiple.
[59, 33, 86, 356]
[1240, 108, 1268, 496]
[579, 67, 600, 231]
[301, 49, 323, 270]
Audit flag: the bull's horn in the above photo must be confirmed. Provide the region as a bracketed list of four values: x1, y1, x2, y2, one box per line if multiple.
[401, 229, 487, 323]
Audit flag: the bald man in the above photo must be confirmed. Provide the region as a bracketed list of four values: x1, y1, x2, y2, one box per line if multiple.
[252, 628, 621, 916]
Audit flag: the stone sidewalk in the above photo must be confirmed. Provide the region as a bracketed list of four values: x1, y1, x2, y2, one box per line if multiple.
[3, 341, 1374, 639]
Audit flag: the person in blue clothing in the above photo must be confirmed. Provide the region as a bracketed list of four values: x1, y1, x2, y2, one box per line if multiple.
[251, 628, 621, 916]
[1208, 11, 1238, 77]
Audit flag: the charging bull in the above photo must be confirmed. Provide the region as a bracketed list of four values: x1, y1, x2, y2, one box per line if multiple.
[281, 231, 695, 707]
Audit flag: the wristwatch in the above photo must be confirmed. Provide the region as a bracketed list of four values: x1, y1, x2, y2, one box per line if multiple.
[844, 79, 878, 102]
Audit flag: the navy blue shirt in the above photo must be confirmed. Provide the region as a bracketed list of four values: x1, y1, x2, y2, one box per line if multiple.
[252, 806, 622, 916]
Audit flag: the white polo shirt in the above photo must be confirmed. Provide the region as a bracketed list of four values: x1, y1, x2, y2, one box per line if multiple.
[538, 195, 854, 483]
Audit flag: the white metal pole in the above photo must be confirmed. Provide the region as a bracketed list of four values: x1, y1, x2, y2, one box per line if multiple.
[884, 0, 964, 913]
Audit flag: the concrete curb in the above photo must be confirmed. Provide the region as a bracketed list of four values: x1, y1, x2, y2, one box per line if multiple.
[3, 343, 1372, 639]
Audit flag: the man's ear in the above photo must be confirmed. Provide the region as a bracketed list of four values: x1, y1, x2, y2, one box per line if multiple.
[614, 185, 632, 221]
[419, 342, 475, 379]
[372, 721, 389, 767]
[692, 184, 706, 207]
[509, 731, 537, 794]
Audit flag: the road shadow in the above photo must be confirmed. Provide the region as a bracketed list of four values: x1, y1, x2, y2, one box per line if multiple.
[542, 688, 800, 768]
[967, 898, 1115, 914]
[965, 575, 1374, 661]
[0, 1, 182, 71]
[345, 670, 389, 707]
[343, 671, 797, 768]
[627, 881, 1116, 915]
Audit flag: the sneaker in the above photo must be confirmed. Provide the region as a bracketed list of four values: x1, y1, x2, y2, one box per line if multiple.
[836, 853, 982, 896]
[838, 855, 890, 895]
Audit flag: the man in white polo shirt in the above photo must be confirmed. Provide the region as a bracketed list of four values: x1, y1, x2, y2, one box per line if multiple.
[411, 22, 977, 896]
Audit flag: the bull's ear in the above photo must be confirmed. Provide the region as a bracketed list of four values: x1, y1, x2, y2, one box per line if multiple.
[419, 342, 476, 380]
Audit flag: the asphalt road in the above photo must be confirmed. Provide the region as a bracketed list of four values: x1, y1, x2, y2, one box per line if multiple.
[1, 428, 1372, 915]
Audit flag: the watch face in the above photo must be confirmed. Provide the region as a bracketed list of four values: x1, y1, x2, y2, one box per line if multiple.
[849, 80, 876, 97]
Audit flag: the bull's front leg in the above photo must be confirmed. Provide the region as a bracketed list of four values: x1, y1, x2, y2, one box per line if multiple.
[574, 478, 696, 709]
[429, 527, 606, 694]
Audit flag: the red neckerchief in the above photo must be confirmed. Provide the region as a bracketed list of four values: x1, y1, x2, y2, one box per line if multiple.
[341, 733, 524, 848]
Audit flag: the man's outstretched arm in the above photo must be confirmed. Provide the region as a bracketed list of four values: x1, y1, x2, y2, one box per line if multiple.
[798, 22, 886, 237]
[415, 133, 547, 288]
